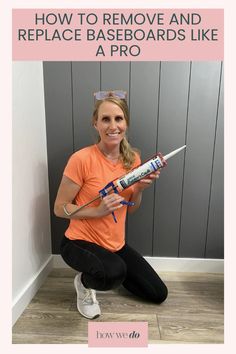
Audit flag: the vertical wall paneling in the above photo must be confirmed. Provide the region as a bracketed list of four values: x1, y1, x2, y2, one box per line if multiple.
[100, 62, 130, 104]
[179, 62, 222, 257]
[205, 65, 224, 258]
[43, 61, 224, 258]
[153, 62, 190, 256]
[43, 62, 73, 253]
[127, 62, 160, 255]
[72, 62, 100, 151]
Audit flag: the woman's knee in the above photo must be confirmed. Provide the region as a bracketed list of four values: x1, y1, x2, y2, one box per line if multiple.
[155, 283, 168, 303]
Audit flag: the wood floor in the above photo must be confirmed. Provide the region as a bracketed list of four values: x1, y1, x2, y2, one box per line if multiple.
[12, 268, 224, 344]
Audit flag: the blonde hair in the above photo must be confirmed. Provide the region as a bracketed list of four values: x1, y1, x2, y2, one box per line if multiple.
[92, 96, 138, 170]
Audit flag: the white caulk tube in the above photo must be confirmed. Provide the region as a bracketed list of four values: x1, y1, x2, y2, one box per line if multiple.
[116, 145, 186, 191]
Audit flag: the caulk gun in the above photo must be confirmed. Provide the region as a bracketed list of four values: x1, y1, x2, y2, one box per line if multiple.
[63, 145, 186, 221]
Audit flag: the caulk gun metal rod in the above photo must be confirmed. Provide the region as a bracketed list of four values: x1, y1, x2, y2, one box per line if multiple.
[67, 185, 117, 216]
[67, 194, 101, 216]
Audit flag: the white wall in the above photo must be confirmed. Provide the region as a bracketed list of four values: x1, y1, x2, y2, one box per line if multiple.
[12, 62, 52, 324]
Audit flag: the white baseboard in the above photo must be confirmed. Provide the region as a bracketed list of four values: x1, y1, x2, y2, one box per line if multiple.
[145, 256, 224, 273]
[53, 255, 224, 273]
[12, 255, 53, 326]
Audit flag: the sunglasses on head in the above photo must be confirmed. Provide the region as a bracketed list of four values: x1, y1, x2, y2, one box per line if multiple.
[94, 90, 127, 101]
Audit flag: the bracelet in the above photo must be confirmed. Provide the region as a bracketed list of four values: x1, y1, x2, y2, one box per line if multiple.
[63, 203, 81, 217]
[63, 203, 71, 216]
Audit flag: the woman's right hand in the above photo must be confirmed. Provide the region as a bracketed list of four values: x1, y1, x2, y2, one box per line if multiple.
[96, 194, 125, 218]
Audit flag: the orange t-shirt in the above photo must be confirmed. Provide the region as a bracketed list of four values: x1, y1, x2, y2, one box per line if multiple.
[63, 144, 141, 252]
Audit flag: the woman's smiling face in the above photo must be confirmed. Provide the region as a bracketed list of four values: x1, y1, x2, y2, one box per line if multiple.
[94, 101, 127, 147]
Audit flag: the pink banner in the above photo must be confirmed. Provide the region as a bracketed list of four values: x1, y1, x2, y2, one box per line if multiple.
[88, 321, 148, 347]
[12, 9, 224, 61]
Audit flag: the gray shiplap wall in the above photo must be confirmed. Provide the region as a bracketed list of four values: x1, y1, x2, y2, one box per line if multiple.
[43, 61, 224, 258]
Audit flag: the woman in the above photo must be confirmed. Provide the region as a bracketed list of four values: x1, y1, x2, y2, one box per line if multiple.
[54, 90, 168, 319]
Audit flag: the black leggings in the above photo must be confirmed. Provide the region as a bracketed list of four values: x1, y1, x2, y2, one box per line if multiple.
[60, 236, 168, 303]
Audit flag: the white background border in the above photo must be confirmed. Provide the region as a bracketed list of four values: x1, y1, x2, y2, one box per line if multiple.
[1, 0, 234, 353]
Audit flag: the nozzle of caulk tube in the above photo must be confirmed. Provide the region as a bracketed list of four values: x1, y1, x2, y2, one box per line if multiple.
[163, 145, 186, 161]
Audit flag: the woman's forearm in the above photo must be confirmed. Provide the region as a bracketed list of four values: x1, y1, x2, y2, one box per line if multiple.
[54, 192, 125, 220]
[54, 202, 102, 220]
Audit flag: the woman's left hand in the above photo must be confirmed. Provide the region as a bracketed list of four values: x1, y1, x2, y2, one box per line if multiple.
[134, 170, 161, 192]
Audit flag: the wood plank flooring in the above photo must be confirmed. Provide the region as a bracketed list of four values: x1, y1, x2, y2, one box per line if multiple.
[12, 268, 224, 344]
